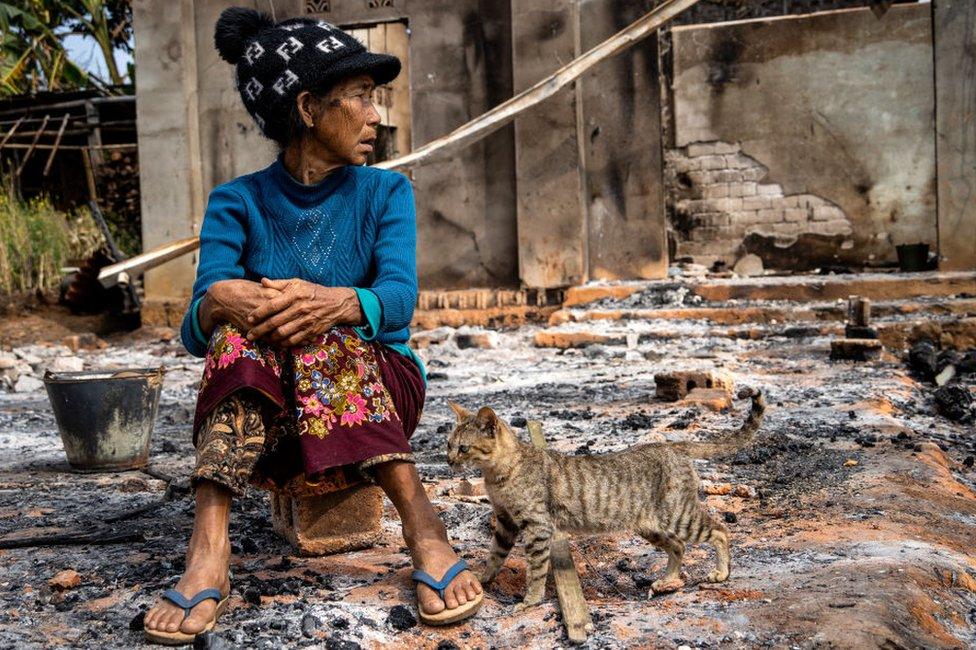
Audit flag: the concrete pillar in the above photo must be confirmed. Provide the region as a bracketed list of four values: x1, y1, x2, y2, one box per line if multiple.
[934, 0, 976, 271]
[133, 0, 205, 318]
[512, 0, 587, 289]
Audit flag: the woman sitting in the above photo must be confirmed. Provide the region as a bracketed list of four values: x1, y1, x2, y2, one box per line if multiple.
[143, 8, 482, 644]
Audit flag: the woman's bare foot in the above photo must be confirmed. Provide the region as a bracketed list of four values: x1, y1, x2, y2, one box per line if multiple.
[409, 533, 482, 614]
[144, 481, 233, 638]
[143, 537, 231, 636]
[373, 460, 482, 615]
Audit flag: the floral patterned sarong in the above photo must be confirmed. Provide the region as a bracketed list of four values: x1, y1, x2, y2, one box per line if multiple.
[192, 324, 424, 494]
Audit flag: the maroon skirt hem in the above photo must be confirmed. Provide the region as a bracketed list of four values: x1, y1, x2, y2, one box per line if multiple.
[192, 324, 425, 486]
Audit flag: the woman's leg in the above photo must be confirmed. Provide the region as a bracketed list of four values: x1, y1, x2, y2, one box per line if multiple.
[143, 481, 232, 634]
[145, 393, 268, 635]
[374, 460, 482, 614]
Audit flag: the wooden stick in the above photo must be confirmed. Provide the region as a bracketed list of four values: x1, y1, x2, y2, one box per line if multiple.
[527, 421, 593, 645]
[0, 528, 144, 549]
[0, 116, 24, 149]
[81, 147, 99, 204]
[14, 114, 49, 177]
[375, 0, 701, 171]
[42, 113, 70, 177]
[0, 142, 137, 151]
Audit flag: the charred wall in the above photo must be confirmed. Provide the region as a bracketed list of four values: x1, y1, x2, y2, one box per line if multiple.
[669, 5, 937, 270]
[934, 0, 976, 271]
[671, 0, 917, 26]
[512, 0, 668, 287]
[667, 141, 853, 270]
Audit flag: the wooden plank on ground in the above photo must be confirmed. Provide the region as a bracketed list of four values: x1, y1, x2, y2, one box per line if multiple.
[527, 420, 592, 644]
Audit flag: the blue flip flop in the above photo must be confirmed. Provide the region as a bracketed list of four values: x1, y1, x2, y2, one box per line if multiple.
[411, 559, 483, 625]
[144, 587, 229, 645]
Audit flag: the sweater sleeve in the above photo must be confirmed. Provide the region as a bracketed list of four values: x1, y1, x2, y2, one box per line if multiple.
[179, 184, 249, 357]
[366, 173, 418, 333]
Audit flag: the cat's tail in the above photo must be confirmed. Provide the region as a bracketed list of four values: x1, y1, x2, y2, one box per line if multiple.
[671, 389, 765, 459]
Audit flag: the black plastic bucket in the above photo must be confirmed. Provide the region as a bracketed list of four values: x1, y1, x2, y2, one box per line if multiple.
[896, 243, 930, 272]
[43, 367, 164, 471]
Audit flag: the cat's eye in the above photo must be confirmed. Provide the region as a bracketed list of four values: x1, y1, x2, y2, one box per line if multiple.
[459, 445, 470, 453]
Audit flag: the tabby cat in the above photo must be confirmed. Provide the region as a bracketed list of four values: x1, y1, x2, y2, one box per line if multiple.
[447, 390, 765, 606]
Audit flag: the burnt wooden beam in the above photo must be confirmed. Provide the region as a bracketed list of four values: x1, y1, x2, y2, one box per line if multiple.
[527, 420, 593, 644]
[0, 527, 145, 549]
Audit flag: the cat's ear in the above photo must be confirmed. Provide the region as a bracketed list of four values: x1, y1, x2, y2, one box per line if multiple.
[448, 401, 472, 420]
[475, 406, 498, 437]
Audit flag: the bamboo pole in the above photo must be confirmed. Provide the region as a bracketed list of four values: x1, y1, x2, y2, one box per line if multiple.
[0, 142, 137, 151]
[42, 114, 70, 177]
[0, 116, 25, 149]
[14, 114, 49, 177]
[374, 0, 700, 171]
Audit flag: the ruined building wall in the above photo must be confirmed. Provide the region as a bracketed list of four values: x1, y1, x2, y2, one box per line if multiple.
[934, 0, 976, 271]
[669, 5, 937, 270]
[671, 0, 918, 27]
[512, 0, 668, 288]
[666, 141, 852, 270]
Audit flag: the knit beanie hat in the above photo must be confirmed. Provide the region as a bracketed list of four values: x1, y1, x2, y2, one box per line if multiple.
[214, 7, 401, 144]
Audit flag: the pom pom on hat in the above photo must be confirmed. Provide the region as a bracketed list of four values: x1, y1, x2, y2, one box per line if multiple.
[214, 7, 275, 64]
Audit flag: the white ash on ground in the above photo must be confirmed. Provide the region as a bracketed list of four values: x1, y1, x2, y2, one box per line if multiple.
[0, 310, 974, 649]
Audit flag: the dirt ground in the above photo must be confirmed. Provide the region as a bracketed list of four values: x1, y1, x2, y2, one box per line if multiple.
[0, 284, 975, 649]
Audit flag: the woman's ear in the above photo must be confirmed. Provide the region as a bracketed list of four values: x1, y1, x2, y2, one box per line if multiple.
[295, 90, 316, 128]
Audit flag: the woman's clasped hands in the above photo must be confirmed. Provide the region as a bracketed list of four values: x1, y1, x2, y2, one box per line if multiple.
[204, 278, 362, 348]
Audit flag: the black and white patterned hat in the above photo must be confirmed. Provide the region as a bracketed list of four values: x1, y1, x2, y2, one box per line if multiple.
[214, 7, 400, 143]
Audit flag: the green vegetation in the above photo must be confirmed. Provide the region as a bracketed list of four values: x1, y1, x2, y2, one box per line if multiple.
[0, 184, 100, 295]
[0, 0, 133, 95]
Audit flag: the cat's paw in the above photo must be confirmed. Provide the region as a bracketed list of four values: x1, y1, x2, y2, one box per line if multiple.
[705, 568, 729, 583]
[649, 576, 685, 595]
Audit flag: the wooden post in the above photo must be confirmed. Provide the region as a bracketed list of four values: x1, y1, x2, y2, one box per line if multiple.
[81, 147, 99, 204]
[847, 295, 871, 326]
[85, 101, 104, 166]
[526, 421, 592, 645]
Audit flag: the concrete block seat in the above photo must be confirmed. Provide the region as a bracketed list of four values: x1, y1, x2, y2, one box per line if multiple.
[270, 471, 384, 556]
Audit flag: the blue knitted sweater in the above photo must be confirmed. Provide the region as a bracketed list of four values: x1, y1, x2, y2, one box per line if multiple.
[179, 158, 420, 374]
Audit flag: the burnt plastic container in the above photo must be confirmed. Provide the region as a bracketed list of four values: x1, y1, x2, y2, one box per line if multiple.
[896, 243, 931, 272]
[43, 367, 164, 471]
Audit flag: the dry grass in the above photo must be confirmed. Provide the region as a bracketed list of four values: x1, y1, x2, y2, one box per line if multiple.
[0, 186, 101, 296]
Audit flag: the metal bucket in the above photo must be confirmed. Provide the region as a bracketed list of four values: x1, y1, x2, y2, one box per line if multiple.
[43, 367, 164, 471]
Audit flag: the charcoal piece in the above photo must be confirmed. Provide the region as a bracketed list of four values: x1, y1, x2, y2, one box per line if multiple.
[387, 604, 417, 631]
[908, 341, 938, 381]
[934, 385, 975, 423]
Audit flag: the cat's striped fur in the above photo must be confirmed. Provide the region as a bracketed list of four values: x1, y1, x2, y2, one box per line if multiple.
[447, 390, 765, 606]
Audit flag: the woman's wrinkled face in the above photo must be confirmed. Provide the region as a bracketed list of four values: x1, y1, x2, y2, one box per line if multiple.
[300, 73, 381, 165]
